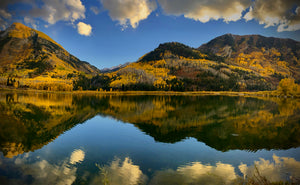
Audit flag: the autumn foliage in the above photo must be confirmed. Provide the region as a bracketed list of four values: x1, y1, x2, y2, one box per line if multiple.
[277, 78, 300, 96]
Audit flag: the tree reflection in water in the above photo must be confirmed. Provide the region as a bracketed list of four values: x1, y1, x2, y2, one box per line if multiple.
[0, 92, 299, 184]
[0, 92, 299, 158]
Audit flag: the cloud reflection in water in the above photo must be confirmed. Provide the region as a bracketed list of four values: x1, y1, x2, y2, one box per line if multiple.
[92, 154, 300, 185]
[1, 152, 299, 184]
[70, 149, 85, 165]
[239, 154, 300, 184]
[0, 149, 85, 185]
[92, 157, 147, 185]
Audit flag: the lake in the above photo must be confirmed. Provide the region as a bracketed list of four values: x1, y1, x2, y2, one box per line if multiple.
[0, 92, 299, 185]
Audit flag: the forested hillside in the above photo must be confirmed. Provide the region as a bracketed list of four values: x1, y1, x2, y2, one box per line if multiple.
[199, 34, 300, 83]
[0, 23, 99, 91]
[1, 23, 299, 93]
[97, 36, 300, 92]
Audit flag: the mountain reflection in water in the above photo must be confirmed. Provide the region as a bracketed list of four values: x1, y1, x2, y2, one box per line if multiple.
[0, 92, 299, 158]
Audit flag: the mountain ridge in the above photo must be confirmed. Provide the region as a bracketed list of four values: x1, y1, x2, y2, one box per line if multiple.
[197, 33, 300, 82]
[198, 33, 300, 57]
[0, 23, 99, 90]
[104, 34, 299, 91]
[1, 23, 99, 74]
[1, 23, 299, 92]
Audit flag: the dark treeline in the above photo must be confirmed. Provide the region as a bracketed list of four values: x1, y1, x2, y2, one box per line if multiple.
[73, 73, 271, 92]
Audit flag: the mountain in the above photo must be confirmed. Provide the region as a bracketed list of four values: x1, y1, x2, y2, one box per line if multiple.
[139, 42, 209, 62]
[106, 34, 300, 91]
[0, 23, 99, 90]
[199, 34, 300, 59]
[100, 62, 131, 73]
[1, 23, 299, 92]
[198, 34, 300, 80]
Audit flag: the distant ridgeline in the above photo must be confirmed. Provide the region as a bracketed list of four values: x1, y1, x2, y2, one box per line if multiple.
[1, 23, 300, 93]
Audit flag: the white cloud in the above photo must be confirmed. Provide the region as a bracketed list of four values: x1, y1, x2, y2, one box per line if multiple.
[30, 0, 86, 25]
[244, 0, 300, 32]
[0, 0, 87, 33]
[100, 0, 157, 28]
[0, 9, 12, 30]
[24, 16, 37, 29]
[77, 21, 92, 36]
[1, 0, 300, 32]
[157, 0, 251, 23]
[0, 9, 11, 19]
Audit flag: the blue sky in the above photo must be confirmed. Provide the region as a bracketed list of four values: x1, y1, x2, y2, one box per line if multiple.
[1, 0, 300, 69]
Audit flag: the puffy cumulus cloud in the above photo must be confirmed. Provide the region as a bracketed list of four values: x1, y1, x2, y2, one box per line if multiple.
[92, 157, 147, 185]
[157, 0, 251, 23]
[101, 0, 157, 29]
[244, 0, 300, 32]
[77, 22, 92, 36]
[0, 0, 87, 33]
[30, 0, 86, 25]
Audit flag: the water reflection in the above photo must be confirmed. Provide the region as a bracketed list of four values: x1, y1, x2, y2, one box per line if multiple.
[90, 154, 300, 185]
[239, 154, 300, 183]
[0, 92, 98, 158]
[178, 162, 236, 184]
[0, 92, 300, 158]
[149, 161, 237, 185]
[92, 157, 147, 185]
[1, 152, 299, 184]
[0, 149, 85, 185]
[70, 149, 85, 165]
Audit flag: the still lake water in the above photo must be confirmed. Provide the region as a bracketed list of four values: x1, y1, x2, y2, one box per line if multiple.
[0, 92, 299, 184]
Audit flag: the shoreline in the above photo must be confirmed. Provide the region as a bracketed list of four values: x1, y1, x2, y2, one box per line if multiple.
[0, 87, 297, 99]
